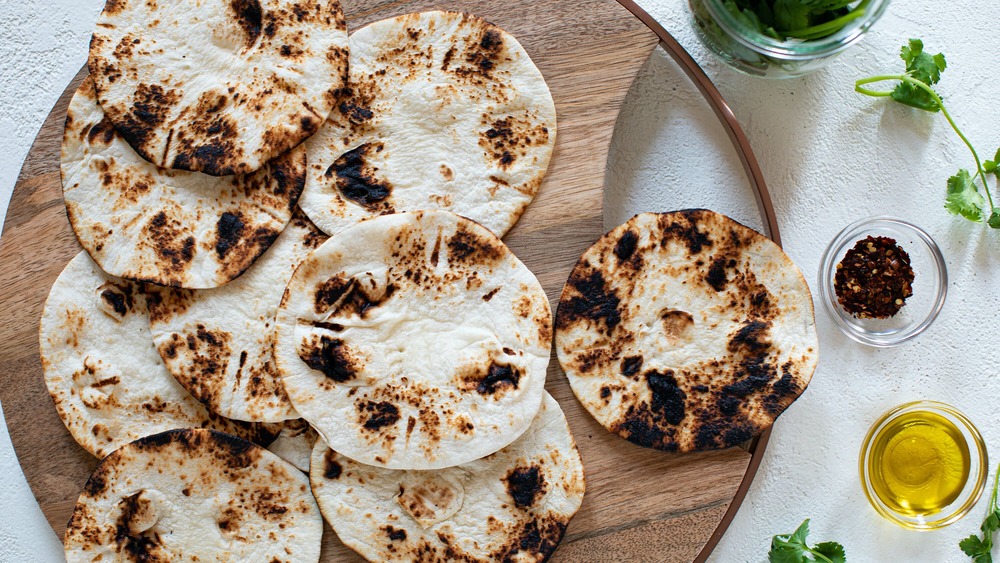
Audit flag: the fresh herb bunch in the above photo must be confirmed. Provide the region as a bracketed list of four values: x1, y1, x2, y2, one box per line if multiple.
[856, 39, 1000, 227]
[768, 519, 846, 563]
[960, 463, 1000, 562]
[721, 0, 871, 40]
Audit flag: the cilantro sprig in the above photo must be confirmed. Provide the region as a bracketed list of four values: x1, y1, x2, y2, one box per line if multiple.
[768, 519, 846, 563]
[856, 39, 1000, 226]
[960, 463, 1000, 562]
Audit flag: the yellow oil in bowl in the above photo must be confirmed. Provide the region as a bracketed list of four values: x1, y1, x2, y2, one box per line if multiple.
[867, 410, 970, 515]
[860, 401, 987, 530]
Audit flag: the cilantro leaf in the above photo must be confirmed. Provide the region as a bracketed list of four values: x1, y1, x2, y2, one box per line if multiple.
[814, 542, 847, 563]
[798, 0, 853, 9]
[891, 39, 947, 111]
[984, 148, 1000, 174]
[945, 169, 985, 221]
[988, 209, 1000, 229]
[768, 519, 845, 563]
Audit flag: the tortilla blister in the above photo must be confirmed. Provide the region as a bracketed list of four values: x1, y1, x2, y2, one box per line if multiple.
[274, 210, 552, 470]
[64, 428, 323, 562]
[62, 77, 307, 289]
[39, 251, 279, 459]
[310, 392, 584, 562]
[299, 11, 556, 237]
[555, 210, 819, 452]
[87, 0, 349, 176]
[147, 212, 328, 422]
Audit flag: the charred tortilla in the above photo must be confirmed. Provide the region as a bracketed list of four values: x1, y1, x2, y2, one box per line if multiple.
[64, 428, 322, 562]
[87, 0, 349, 176]
[274, 210, 552, 470]
[299, 11, 556, 237]
[39, 251, 278, 459]
[147, 212, 327, 422]
[555, 210, 818, 452]
[62, 77, 306, 289]
[310, 392, 584, 562]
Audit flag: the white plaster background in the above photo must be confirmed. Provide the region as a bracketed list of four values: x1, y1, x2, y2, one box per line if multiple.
[0, 0, 996, 561]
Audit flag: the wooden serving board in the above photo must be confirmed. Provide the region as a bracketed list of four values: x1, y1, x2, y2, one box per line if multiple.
[0, 1, 760, 561]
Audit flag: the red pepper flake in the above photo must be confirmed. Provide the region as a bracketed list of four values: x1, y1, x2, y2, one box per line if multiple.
[834, 235, 914, 319]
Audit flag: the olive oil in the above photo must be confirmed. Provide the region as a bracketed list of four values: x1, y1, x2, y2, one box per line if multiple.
[867, 410, 971, 516]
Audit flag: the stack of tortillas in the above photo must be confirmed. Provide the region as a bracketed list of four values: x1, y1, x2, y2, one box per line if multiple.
[45, 2, 586, 560]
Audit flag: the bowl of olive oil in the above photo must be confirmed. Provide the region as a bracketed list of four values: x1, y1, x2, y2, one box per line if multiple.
[860, 401, 987, 530]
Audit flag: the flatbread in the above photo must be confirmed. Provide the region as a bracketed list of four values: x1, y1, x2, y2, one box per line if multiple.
[267, 418, 319, 472]
[555, 210, 818, 452]
[87, 0, 349, 176]
[40, 251, 279, 459]
[310, 392, 584, 562]
[274, 210, 552, 469]
[147, 212, 327, 422]
[64, 428, 323, 562]
[299, 11, 556, 237]
[62, 77, 307, 289]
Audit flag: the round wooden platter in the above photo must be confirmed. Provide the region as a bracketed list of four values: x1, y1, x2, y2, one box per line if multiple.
[0, 1, 780, 561]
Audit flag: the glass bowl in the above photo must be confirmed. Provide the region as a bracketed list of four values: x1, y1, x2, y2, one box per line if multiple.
[688, 0, 892, 78]
[818, 217, 946, 347]
[860, 401, 987, 530]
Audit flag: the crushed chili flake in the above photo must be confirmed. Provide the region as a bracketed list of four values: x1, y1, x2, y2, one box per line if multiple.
[834, 235, 914, 319]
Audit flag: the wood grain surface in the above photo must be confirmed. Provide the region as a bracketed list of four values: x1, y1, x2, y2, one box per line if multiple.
[0, 0, 754, 560]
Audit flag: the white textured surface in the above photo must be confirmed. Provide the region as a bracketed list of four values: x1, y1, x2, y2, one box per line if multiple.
[0, 1, 994, 561]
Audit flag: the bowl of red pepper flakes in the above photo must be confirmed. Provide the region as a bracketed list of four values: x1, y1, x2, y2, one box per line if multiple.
[818, 217, 947, 347]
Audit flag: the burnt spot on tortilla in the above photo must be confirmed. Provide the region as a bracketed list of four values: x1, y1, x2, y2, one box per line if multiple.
[315, 274, 396, 319]
[102, 0, 127, 15]
[359, 400, 400, 431]
[479, 116, 549, 171]
[614, 406, 677, 451]
[446, 224, 505, 265]
[384, 525, 407, 542]
[142, 211, 195, 283]
[504, 465, 547, 509]
[339, 101, 373, 124]
[705, 257, 731, 291]
[614, 229, 639, 262]
[727, 320, 772, 355]
[658, 210, 713, 255]
[647, 370, 686, 425]
[100, 288, 128, 317]
[556, 269, 621, 334]
[493, 518, 568, 562]
[86, 116, 117, 145]
[323, 449, 342, 479]
[482, 287, 501, 301]
[215, 211, 245, 259]
[439, 164, 454, 181]
[621, 355, 643, 377]
[230, 0, 263, 49]
[115, 491, 165, 560]
[475, 362, 521, 396]
[327, 143, 393, 212]
[314, 274, 352, 314]
[83, 467, 110, 496]
[298, 334, 357, 382]
[115, 83, 181, 158]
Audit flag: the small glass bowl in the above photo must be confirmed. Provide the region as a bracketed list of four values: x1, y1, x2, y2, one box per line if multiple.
[818, 217, 947, 347]
[860, 401, 987, 530]
[688, 0, 891, 78]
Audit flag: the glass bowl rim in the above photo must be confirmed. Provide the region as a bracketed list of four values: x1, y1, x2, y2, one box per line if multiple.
[858, 400, 988, 530]
[700, 0, 893, 60]
[818, 216, 947, 347]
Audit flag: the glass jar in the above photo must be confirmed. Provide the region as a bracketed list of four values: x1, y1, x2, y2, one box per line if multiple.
[689, 0, 891, 78]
